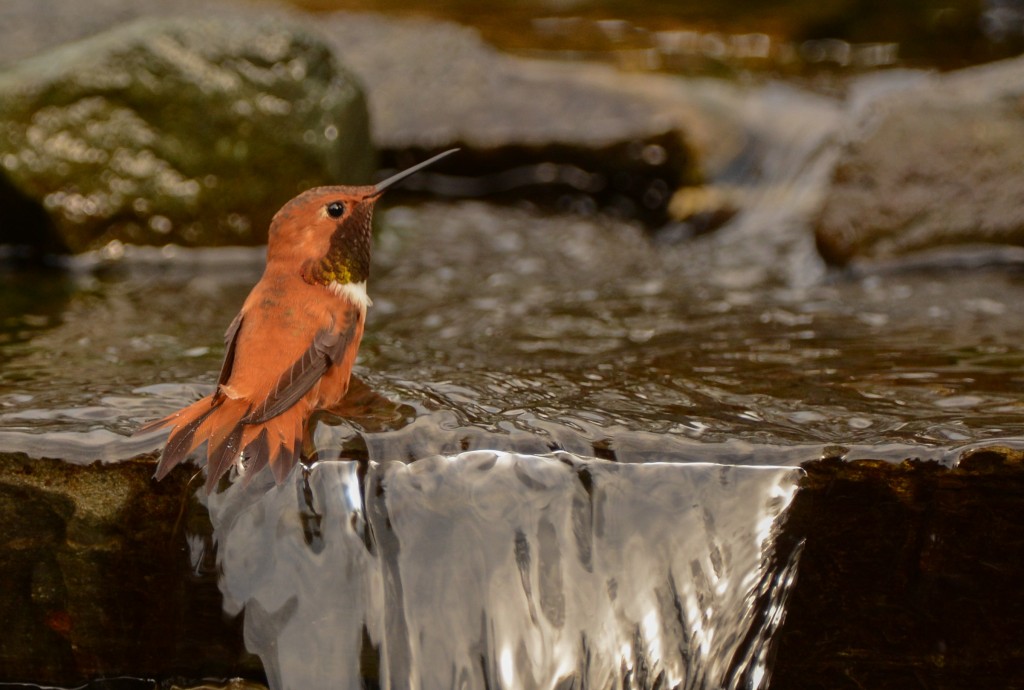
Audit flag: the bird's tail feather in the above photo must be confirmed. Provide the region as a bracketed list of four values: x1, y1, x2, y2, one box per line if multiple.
[140, 396, 307, 493]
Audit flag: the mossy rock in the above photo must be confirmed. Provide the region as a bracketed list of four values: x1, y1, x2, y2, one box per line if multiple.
[0, 16, 374, 253]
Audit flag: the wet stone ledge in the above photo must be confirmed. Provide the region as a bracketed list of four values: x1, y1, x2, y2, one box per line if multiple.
[770, 447, 1024, 690]
[0, 450, 261, 686]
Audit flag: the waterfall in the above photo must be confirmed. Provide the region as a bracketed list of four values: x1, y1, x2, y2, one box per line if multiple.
[207, 451, 803, 690]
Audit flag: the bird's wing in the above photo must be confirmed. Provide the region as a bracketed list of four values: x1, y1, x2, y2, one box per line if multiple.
[241, 317, 358, 424]
[214, 312, 244, 395]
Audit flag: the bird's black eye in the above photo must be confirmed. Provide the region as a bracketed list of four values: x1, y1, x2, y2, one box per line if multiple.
[326, 201, 346, 218]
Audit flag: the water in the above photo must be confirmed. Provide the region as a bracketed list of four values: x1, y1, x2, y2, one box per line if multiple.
[4, 70, 1024, 687]
[208, 453, 802, 690]
[6, 203, 1024, 465]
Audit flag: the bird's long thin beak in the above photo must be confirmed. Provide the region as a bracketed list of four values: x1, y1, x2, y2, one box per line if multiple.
[373, 148, 459, 194]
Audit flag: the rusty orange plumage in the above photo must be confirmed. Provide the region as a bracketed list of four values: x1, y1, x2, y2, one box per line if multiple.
[140, 150, 457, 493]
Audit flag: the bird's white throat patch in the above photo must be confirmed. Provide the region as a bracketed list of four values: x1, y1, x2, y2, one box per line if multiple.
[328, 280, 372, 310]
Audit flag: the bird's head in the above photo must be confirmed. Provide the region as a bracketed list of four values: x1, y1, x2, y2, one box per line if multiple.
[266, 149, 458, 289]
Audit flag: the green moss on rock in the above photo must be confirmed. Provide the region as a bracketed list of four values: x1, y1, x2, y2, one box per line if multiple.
[0, 16, 374, 253]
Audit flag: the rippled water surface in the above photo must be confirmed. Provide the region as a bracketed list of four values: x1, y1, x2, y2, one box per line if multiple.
[4, 200, 1024, 465]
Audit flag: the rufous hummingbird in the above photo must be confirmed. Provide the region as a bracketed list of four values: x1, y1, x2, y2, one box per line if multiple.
[139, 149, 458, 493]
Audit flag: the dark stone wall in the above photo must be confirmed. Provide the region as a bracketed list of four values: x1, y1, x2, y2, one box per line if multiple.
[0, 452, 262, 686]
[769, 450, 1024, 689]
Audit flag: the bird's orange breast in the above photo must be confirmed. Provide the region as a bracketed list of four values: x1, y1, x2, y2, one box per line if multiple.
[224, 270, 365, 408]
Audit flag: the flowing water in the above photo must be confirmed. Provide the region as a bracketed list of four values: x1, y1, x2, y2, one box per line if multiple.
[3, 74, 1024, 688]
[208, 454, 801, 690]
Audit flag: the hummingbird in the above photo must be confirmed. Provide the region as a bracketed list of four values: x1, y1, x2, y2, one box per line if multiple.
[139, 149, 458, 493]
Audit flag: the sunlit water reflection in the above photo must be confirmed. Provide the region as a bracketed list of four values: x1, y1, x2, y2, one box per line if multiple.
[206, 452, 801, 690]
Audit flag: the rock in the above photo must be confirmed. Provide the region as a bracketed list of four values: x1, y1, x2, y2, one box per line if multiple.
[319, 13, 672, 151]
[771, 449, 1024, 689]
[0, 451, 261, 685]
[0, 0, 240, 67]
[815, 56, 1024, 265]
[313, 12, 716, 224]
[0, 15, 373, 253]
